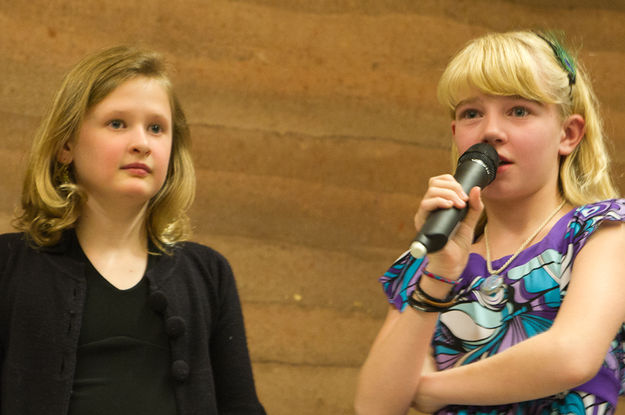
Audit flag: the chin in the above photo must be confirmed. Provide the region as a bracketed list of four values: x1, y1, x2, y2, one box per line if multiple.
[119, 187, 160, 201]
[480, 185, 513, 202]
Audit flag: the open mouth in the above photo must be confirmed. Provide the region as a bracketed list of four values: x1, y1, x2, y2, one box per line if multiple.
[497, 155, 512, 166]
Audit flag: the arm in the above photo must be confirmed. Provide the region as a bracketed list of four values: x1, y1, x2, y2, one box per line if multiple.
[210, 254, 266, 414]
[355, 305, 440, 415]
[0, 343, 2, 411]
[355, 182, 483, 415]
[0, 235, 8, 412]
[413, 221, 625, 411]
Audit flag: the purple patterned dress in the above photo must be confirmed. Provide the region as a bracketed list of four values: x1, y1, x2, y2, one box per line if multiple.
[380, 199, 625, 414]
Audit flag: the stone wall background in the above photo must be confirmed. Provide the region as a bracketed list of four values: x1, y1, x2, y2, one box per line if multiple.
[1, 1, 624, 414]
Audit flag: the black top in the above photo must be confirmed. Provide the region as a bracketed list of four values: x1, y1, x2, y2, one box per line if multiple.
[68, 238, 177, 415]
[0, 231, 266, 415]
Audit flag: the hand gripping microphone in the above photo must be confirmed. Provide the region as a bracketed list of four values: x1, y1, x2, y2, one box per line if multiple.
[409, 143, 500, 258]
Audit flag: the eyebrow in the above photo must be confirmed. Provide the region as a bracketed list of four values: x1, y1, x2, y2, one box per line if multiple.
[455, 94, 543, 108]
[507, 94, 541, 103]
[455, 97, 479, 108]
[92, 108, 172, 121]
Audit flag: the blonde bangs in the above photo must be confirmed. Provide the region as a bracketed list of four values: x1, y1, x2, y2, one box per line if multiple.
[438, 33, 561, 118]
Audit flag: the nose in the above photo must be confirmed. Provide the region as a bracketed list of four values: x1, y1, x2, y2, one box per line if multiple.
[481, 113, 508, 145]
[129, 127, 151, 156]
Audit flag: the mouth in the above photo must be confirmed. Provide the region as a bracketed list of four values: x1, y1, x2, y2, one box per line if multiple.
[497, 155, 512, 166]
[121, 163, 152, 173]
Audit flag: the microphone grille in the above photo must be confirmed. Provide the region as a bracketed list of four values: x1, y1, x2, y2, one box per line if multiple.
[457, 143, 500, 182]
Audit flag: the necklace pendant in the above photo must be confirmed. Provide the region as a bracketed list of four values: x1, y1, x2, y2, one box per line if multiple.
[481, 274, 504, 296]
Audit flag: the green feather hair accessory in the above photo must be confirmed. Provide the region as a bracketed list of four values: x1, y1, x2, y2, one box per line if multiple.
[536, 31, 577, 86]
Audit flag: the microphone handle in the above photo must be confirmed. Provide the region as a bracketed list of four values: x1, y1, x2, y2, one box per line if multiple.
[409, 159, 492, 258]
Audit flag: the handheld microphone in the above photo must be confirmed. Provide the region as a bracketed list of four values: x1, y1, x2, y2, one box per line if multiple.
[409, 143, 500, 258]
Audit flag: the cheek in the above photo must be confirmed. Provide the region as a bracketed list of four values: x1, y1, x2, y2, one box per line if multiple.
[452, 131, 477, 155]
[524, 130, 561, 160]
[73, 140, 123, 177]
[153, 139, 173, 179]
[451, 122, 481, 152]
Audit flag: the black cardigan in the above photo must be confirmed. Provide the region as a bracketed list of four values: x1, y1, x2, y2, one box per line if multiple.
[0, 232, 265, 415]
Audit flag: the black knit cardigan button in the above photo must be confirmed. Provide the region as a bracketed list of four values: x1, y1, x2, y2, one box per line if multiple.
[165, 316, 186, 338]
[171, 360, 190, 382]
[148, 290, 168, 313]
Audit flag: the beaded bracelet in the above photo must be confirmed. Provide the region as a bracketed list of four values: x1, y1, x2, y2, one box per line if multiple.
[423, 269, 459, 286]
[415, 278, 458, 307]
[407, 277, 459, 313]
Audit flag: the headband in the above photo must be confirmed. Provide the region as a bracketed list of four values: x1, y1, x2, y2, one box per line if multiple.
[536, 32, 577, 86]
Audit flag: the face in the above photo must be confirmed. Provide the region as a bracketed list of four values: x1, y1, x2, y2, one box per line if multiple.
[61, 77, 173, 206]
[451, 91, 581, 202]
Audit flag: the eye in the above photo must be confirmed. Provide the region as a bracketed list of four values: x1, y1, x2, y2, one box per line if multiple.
[108, 119, 125, 129]
[510, 106, 530, 117]
[458, 109, 481, 119]
[148, 124, 163, 134]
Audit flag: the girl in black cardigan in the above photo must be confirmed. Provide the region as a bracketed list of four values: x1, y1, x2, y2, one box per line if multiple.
[1, 46, 265, 415]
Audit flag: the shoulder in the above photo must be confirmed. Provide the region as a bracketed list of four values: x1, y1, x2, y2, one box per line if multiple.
[567, 199, 625, 237]
[565, 199, 625, 254]
[0, 233, 40, 286]
[155, 241, 241, 309]
[0, 232, 32, 259]
[165, 241, 235, 282]
[571, 199, 625, 222]
[171, 241, 231, 266]
[0, 231, 28, 246]
[0, 231, 79, 259]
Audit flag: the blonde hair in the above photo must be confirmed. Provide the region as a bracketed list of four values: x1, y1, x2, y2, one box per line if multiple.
[14, 46, 196, 251]
[437, 30, 619, 205]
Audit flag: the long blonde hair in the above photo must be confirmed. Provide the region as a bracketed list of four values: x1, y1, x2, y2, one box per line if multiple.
[437, 30, 619, 205]
[14, 46, 196, 251]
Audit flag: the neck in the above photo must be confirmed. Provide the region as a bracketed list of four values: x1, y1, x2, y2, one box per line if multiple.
[75, 197, 149, 253]
[479, 190, 569, 259]
[486, 184, 567, 228]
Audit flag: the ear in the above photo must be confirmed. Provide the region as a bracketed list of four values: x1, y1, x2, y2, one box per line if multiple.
[558, 114, 585, 156]
[451, 120, 457, 137]
[56, 141, 74, 164]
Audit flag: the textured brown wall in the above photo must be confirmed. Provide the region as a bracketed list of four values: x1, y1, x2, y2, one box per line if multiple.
[1, 1, 624, 414]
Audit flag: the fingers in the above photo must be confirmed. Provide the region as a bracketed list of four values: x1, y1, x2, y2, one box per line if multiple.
[425, 174, 468, 208]
[464, 186, 484, 228]
[452, 186, 484, 249]
[414, 174, 469, 230]
[419, 186, 483, 278]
